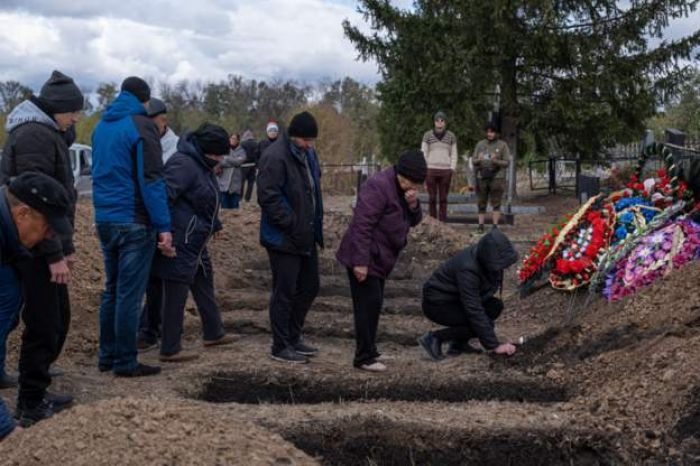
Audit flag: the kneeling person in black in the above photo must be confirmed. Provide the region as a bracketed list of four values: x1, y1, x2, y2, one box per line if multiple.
[419, 228, 518, 360]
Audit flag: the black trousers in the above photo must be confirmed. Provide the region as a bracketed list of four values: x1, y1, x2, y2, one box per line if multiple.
[145, 265, 225, 356]
[347, 268, 385, 367]
[16, 257, 71, 408]
[241, 167, 256, 202]
[138, 276, 163, 346]
[423, 296, 503, 343]
[267, 248, 319, 354]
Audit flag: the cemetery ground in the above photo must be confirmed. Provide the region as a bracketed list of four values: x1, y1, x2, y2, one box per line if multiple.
[2, 193, 700, 465]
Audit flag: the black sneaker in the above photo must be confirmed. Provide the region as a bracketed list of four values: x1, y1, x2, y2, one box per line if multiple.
[446, 340, 483, 356]
[16, 400, 54, 427]
[98, 363, 112, 373]
[48, 365, 65, 377]
[477, 224, 485, 233]
[114, 363, 162, 378]
[45, 392, 74, 412]
[418, 331, 444, 361]
[293, 341, 318, 356]
[270, 347, 309, 364]
[0, 372, 17, 389]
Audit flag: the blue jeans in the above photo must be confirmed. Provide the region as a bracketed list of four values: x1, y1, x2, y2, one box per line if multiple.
[97, 224, 156, 373]
[0, 265, 22, 377]
[0, 398, 15, 439]
[220, 191, 240, 209]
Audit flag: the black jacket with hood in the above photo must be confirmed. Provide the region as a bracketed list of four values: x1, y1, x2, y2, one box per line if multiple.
[423, 228, 518, 350]
[0, 97, 76, 262]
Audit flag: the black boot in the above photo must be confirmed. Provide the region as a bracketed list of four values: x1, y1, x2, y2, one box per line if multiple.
[418, 331, 444, 361]
[15, 399, 55, 427]
[45, 392, 74, 412]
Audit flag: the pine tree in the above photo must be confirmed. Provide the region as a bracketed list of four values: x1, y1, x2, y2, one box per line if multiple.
[343, 0, 700, 161]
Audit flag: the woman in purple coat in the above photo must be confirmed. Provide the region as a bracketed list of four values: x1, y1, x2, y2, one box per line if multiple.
[336, 150, 427, 372]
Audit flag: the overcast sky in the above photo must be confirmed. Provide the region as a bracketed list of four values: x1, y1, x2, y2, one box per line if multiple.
[0, 0, 697, 92]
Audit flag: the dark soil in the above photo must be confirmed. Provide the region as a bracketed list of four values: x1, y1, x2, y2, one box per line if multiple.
[284, 417, 621, 466]
[197, 371, 568, 404]
[674, 387, 700, 441]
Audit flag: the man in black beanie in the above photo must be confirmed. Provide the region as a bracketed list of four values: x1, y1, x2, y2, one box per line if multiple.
[0, 70, 84, 426]
[257, 111, 324, 364]
[147, 98, 179, 163]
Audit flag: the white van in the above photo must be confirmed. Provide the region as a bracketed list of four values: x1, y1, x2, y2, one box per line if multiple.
[70, 143, 92, 195]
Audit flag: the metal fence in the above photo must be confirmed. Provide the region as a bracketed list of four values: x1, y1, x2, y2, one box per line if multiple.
[528, 157, 581, 194]
[320, 163, 382, 195]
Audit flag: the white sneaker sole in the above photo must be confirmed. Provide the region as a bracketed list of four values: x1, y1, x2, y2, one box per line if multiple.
[269, 354, 309, 364]
[357, 362, 387, 373]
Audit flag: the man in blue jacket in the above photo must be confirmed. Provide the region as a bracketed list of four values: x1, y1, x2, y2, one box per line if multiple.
[257, 111, 324, 364]
[92, 77, 174, 377]
[0, 172, 72, 434]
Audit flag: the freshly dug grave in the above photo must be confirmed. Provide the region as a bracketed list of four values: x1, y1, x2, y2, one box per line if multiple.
[2, 397, 317, 466]
[283, 414, 621, 466]
[197, 370, 568, 404]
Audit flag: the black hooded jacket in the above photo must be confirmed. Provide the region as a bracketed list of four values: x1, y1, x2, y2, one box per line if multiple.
[0, 97, 77, 262]
[423, 229, 518, 349]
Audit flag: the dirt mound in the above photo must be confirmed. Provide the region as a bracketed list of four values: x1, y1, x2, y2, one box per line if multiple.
[2, 397, 316, 466]
[510, 261, 700, 459]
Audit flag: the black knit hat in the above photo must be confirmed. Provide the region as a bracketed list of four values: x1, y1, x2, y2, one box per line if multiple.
[147, 98, 167, 117]
[288, 111, 318, 139]
[8, 172, 72, 237]
[38, 70, 84, 114]
[121, 76, 151, 103]
[193, 122, 230, 155]
[396, 150, 428, 184]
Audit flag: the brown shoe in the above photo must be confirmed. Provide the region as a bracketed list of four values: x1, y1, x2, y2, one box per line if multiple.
[203, 334, 237, 348]
[159, 351, 200, 362]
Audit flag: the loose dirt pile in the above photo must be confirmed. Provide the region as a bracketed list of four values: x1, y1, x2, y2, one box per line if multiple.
[2, 397, 316, 466]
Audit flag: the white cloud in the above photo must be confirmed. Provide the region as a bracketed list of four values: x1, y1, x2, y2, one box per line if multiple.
[0, 0, 380, 90]
[0, 0, 696, 92]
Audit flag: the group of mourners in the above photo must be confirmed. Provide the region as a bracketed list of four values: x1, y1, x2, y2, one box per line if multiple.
[0, 70, 521, 441]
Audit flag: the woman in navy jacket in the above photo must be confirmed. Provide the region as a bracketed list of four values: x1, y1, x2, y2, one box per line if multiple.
[147, 123, 236, 361]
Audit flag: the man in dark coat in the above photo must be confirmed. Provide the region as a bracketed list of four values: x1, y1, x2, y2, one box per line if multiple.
[0, 70, 83, 425]
[336, 150, 426, 372]
[146, 123, 236, 361]
[0, 172, 72, 432]
[418, 228, 519, 360]
[257, 111, 324, 364]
